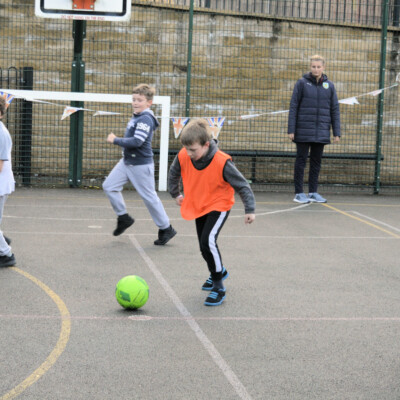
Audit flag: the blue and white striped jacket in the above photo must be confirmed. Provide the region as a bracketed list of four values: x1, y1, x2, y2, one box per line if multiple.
[114, 109, 159, 165]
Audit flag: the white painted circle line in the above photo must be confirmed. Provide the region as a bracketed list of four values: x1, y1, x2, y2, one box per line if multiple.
[128, 235, 253, 400]
[352, 211, 400, 233]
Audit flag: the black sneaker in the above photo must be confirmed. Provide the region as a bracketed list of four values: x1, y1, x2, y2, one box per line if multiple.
[204, 288, 226, 306]
[0, 253, 16, 267]
[154, 225, 177, 245]
[202, 267, 229, 291]
[113, 214, 134, 236]
[4, 236, 11, 245]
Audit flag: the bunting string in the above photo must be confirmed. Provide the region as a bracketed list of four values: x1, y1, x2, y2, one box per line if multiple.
[1, 72, 399, 138]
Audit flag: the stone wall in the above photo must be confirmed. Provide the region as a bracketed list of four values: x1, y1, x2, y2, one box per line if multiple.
[1, 0, 399, 187]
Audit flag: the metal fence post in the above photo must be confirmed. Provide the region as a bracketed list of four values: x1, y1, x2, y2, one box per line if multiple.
[69, 20, 86, 187]
[185, 0, 194, 117]
[21, 67, 33, 186]
[374, 0, 389, 194]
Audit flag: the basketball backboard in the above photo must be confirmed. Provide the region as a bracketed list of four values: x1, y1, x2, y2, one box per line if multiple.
[35, 0, 131, 21]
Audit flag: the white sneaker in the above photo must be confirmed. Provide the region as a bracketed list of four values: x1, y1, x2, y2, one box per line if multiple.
[293, 193, 310, 204]
[308, 193, 327, 203]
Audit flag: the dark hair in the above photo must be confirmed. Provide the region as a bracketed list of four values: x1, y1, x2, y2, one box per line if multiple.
[0, 97, 6, 117]
[180, 119, 212, 146]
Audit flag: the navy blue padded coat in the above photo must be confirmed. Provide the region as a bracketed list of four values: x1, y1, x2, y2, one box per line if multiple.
[288, 73, 340, 143]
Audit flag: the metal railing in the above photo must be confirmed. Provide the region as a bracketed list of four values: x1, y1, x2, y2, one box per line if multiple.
[141, 0, 400, 26]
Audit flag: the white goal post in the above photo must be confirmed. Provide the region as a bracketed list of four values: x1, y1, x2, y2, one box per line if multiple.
[1, 90, 171, 191]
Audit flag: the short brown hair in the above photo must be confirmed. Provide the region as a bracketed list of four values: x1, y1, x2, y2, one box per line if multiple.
[180, 119, 212, 146]
[0, 96, 7, 117]
[132, 84, 155, 101]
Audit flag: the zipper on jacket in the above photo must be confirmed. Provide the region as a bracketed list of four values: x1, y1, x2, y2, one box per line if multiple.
[315, 81, 320, 141]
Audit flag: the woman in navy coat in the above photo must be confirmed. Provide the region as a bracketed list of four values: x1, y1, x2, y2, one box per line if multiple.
[288, 55, 341, 203]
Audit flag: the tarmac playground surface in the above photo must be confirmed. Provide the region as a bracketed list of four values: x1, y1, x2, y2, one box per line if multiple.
[0, 188, 400, 400]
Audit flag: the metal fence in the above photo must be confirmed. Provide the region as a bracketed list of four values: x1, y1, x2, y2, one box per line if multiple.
[147, 0, 400, 26]
[1, 0, 400, 193]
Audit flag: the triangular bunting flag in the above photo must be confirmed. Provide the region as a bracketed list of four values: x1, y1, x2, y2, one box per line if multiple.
[339, 97, 360, 105]
[206, 117, 225, 139]
[61, 106, 81, 120]
[172, 117, 189, 139]
[0, 91, 15, 109]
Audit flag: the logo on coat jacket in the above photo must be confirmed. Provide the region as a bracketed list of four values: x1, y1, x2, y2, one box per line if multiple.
[137, 122, 150, 133]
[323, 82, 329, 89]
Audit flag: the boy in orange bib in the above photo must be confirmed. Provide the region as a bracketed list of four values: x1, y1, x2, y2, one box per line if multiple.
[168, 119, 255, 306]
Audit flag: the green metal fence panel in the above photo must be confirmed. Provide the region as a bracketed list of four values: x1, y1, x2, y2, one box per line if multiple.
[0, 0, 399, 192]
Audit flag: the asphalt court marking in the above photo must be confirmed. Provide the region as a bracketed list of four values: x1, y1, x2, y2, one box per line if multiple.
[322, 203, 400, 239]
[1, 195, 399, 399]
[3, 203, 308, 221]
[128, 234, 253, 400]
[2, 314, 400, 322]
[352, 211, 400, 233]
[0, 268, 71, 400]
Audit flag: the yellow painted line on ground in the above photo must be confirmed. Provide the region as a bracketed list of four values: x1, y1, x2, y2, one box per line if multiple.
[1, 268, 71, 400]
[322, 203, 400, 239]
[253, 201, 400, 208]
[325, 202, 400, 207]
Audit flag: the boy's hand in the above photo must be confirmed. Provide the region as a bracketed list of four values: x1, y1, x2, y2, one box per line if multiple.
[244, 213, 255, 224]
[175, 195, 184, 206]
[333, 136, 340, 143]
[107, 133, 116, 143]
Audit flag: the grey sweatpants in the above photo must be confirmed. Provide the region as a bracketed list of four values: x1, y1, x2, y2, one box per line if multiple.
[103, 159, 170, 230]
[0, 195, 11, 256]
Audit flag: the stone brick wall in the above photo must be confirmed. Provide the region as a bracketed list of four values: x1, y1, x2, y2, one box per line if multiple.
[1, 0, 399, 188]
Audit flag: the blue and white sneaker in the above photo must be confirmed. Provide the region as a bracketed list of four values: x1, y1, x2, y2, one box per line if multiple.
[293, 193, 310, 204]
[204, 288, 226, 306]
[308, 193, 327, 203]
[202, 267, 229, 291]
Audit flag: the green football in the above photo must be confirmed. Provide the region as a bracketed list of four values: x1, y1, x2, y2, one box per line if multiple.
[115, 275, 149, 309]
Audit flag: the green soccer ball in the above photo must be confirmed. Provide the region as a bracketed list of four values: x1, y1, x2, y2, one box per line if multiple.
[115, 275, 149, 309]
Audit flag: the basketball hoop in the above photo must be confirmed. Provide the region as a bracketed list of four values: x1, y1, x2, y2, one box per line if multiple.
[35, 0, 131, 21]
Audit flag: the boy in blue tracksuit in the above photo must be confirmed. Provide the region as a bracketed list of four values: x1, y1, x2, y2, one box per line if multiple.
[103, 84, 176, 245]
[288, 55, 341, 204]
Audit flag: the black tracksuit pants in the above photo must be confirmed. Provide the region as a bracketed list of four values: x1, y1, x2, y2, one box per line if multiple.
[195, 210, 230, 281]
[294, 142, 325, 194]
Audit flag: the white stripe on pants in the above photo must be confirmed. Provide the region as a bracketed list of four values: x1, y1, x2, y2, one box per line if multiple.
[102, 159, 170, 230]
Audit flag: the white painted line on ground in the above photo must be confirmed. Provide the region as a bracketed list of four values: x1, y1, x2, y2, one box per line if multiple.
[128, 235, 253, 400]
[353, 211, 400, 233]
[230, 202, 310, 218]
[1, 203, 308, 223]
[2, 314, 400, 322]
[1, 231, 394, 239]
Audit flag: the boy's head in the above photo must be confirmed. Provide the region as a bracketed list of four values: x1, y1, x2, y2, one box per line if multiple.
[180, 119, 212, 161]
[0, 97, 7, 118]
[132, 84, 155, 101]
[131, 84, 155, 114]
[181, 119, 212, 146]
